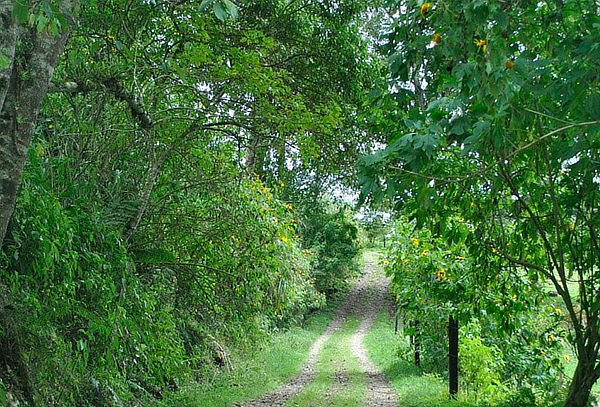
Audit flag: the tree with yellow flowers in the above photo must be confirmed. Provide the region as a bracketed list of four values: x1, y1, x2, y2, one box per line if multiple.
[360, 1, 600, 406]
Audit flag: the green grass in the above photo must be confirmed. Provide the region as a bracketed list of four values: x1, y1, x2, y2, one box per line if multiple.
[286, 318, 367, 407]
[364, 311, 476, 407]
[155, 311, 333, 407]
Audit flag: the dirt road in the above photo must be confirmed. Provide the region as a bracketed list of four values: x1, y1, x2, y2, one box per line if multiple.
[237, 254, 397, 407]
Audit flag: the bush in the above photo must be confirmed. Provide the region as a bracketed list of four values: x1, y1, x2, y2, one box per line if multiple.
[0, 147, 324, 406]
[384, 218, 568, 404]
[460, 324, 505, 401]
[296, 200, 360, 298]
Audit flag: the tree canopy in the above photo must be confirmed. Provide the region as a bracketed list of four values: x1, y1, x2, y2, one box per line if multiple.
[1, 0, 600, 406]
[360, 1, 600, 405]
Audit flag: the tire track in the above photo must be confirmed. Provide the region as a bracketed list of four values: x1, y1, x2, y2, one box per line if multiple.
[350, 257, 398, 407]
[237, 255, 397, 407]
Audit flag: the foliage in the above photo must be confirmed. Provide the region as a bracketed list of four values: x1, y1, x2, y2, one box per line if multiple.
[459, 324, 505, 400]
[155, 308, 333, 407]
[383, 218, 566, 402]
[0, 0, 378, 403]
[0, 141, 323, 404]
[357, 210, 391, 248]
[360, 0, 600, 405]
[0, 2, 379, 404]
[1, 150, 188, 404]
[296, 199, 361, 298]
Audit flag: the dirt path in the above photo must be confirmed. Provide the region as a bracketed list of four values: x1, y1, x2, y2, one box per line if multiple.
[351, 257, 398, 407]
[236, 254, 397, 407]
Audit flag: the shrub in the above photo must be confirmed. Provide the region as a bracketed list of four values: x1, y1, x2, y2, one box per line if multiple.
[296, 200, 360, 298]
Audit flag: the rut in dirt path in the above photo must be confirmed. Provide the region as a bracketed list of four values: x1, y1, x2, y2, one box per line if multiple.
[351, 257, 398, 407]
[236, 255, 397, 407]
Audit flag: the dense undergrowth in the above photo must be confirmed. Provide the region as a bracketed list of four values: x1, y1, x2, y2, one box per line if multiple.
[0, 0, 373, 404]
[371, 219, 599, 406]
[0, 146, 361, 406]
[155, 308, 334, 407]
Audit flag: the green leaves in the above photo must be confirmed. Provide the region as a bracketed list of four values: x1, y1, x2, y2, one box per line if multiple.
[463, 120, 489, 149]
[367, 1, 600, 400]
[0, 52, 9, 70]
[200, 0, 239, 21]
[12, 0, 29, 24]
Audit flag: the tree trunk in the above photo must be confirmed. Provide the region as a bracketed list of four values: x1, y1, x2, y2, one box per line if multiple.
[0, 1, 75, 247]
[0, 2, 17, 112]
[448, 316, 459, 397]
[124, 145, 168, 241]
[246, 132, 266, 176]
[564, 345, 600, 407]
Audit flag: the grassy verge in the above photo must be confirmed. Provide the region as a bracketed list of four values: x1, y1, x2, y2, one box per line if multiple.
[155, 310, 332, 407]
[364, 311, 476, 407]
[287, 317, 367, 407]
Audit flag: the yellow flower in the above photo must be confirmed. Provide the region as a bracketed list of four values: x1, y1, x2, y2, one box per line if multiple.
[280, 236, 289, 244]
[474, 39, 488, 52]
[554, 308, 563, 315]
[411, 237, 420, 247]
[279, 180, 285, 187]
[420, 249, 429, 257]
[432, 33, 442, 44]
[548, 334, 555, 343]
[261, 185, 268, 193]
[302, 249, 311, 254]
[563, 355, 571, 362]
[456, 255, 465, 260]
[435, 269, 447, 281]
[383, 260, 390, 265]
[285, 203, 293, 210]
[420, 2, 432, 16]
[491, 247, 499, 255]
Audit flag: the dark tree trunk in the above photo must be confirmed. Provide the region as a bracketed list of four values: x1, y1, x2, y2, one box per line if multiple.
[564, 346, 600, 407]
[448, 316, 459, 397]
[246, 132, 266, 176]
[0, 1, 75, 247]
[0, 2, 17, 112]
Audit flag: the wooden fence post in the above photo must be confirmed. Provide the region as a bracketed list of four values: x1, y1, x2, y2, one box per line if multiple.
[414, 320, 420, 366]
[448, 316, 459, 397]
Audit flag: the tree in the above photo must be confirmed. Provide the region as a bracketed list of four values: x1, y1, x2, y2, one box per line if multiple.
[360, 1, 600, 406]
[0, 0, 375, 403]
[0, 0, 76, 246]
